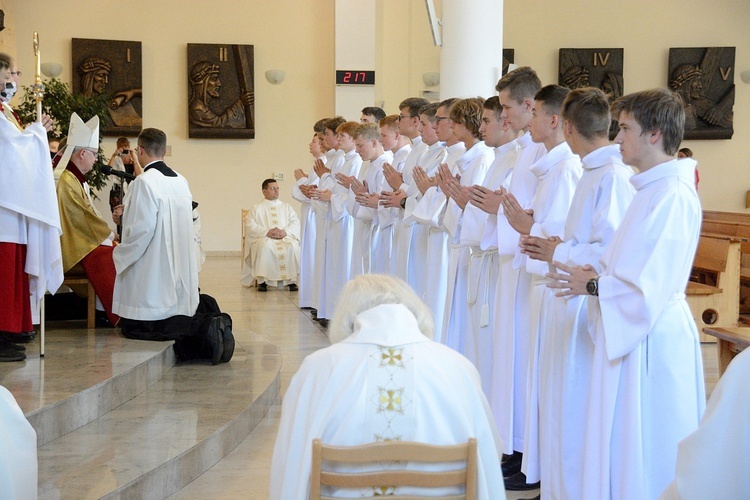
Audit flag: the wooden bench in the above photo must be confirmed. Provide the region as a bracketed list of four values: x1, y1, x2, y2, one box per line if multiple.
[686, 234, 742, 342]
[701, 211, 750, 316]
[39, 273, 96, 357]
[702, 326, 750, 376]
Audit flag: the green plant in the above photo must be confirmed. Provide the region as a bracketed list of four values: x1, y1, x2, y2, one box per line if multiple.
[16, 78, 111, 193]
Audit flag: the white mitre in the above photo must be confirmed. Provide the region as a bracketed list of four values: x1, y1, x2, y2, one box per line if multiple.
[55, 112, 100, 171]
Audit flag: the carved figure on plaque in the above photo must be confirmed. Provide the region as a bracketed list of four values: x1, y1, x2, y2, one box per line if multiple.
[668, 47, 735, 139]
[189, 61, 252, 129]
[73, 39, 143, 137]
[187, 44, 255, 139]
[559, 48, 624, 138]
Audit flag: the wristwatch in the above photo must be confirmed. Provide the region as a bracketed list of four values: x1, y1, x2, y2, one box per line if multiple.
[586, 276, 599, 296]
[399, 197, 407, 209]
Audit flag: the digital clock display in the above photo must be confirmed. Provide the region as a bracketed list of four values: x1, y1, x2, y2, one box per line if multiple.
[336, 70, 375, 85]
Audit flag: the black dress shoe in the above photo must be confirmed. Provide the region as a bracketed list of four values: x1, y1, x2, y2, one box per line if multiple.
[502, 451, 523, 477]
[218, 314, 234, 363]
[0, 340, 24, 352]
[317, 318, 329, 328]
[310, 308, 318, 319]
[96, 310, 114, 328]
[1, 331, 36, 344]
[257, 282, 268, 292]
[288, 283, 298, 292]
[0, 348, 26, 362]
[504, 471, 540, 491]
[205, 316, 225, 365]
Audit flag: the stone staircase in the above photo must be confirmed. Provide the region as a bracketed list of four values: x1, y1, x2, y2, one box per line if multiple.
[0, 328, 280, 499]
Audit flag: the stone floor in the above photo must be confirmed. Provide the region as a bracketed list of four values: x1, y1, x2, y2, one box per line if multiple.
[171, 256, 720, 499]
[1, 255, 721, 499]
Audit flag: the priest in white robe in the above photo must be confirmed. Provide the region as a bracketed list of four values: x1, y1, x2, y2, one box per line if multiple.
[269, 274, 506, 500]
[549, 89, 705, 500]
[114, 128, 233, 365]
[660, 348, 750, 500]
[0, 385, 37, 500]
[241, 179, 301, 289]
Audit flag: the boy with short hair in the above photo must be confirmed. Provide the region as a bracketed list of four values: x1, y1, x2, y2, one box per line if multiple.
[549, 88, 705, 499]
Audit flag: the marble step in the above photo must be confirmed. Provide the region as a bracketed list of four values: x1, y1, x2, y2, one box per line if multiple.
[0, 328, 175, 446]
[35, 332, 281, 500]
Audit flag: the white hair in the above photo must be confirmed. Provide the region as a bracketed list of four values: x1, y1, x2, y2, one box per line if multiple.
[328, 274, 435, 343]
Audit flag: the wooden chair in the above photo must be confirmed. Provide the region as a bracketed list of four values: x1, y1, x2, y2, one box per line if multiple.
[39, 273, 96, 357]
[241, 208, 250, 269]
[310, 438, 477, 500]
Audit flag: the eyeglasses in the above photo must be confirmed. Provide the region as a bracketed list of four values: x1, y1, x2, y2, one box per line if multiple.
[11, 71, 22, 77]
[398, 114, 415, 121]
[86, 149, 98, 157]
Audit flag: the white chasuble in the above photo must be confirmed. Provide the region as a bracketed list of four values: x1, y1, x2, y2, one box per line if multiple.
[269, 304, 506, 499]
[242, 199, 300, 287]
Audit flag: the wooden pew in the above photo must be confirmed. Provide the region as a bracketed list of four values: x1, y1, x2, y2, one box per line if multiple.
[701, 211, 750, 315]
[702, 326, 750, 376]
[686, 234, 742, 342]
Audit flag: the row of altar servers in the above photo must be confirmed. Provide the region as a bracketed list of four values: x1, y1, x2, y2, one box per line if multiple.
[292, 106, 595, 497]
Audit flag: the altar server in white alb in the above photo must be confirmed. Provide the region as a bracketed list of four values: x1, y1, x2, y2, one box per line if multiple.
[458, 96, 519, 404]
[437, 98, 493, 351]
[549, 88, 705, 500]
[0, 385, 37, 500]
[660, 348, 750, 500]
[241, 179, 300, 291]
[520, 87, 635, 500]
[269, 274, 506, 500]
[0, 52, 62, 359]
[500, 85, 583, 489]
[471, 67, 545, 488]
[290, 134, 323, 308]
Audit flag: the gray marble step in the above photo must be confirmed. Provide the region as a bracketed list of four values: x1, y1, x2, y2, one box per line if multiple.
[0, 328, 175, 446]
[4, 329, 281, 500]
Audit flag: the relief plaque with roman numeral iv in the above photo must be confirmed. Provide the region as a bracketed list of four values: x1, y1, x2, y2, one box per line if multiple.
[559, 48, 624, 139]
[668, 47, 735, 140]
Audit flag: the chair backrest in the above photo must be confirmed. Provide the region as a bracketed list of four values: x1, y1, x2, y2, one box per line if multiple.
[241, 209, 250, 268]
[309, 438, 477, 500]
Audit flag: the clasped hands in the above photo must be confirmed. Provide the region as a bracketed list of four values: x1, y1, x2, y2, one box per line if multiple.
[350, 178, 379, 208]
[266, 227, 287, 240]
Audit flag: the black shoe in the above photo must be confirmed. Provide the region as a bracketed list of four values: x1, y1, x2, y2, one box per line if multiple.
[257, 282, 268, 292]
[310, 308, 318, 319]
[521, 496, 540, 500]
[96, 310, 114, 328]
[504, 471, 540, 491]
[205, 316, 225, 365]
[219, 314, 234, 363]
[0, 348, 26, 362]
[317, 318, 329, 328]
[0, 340, 25, 352]
[1, 331, 36, 344]
[288, 283, 298, 292]
[502, 451, 523, 477]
